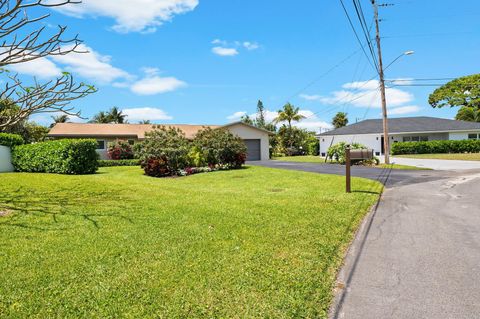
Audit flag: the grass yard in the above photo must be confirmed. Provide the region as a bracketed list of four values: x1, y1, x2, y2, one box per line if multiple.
[273, 155, 426, 170]
[396, 153, 480, 161]
[0, 166, 381, 318]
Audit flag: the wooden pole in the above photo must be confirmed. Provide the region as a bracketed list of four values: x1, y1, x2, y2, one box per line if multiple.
[372, 0, 390, 165]
[346, 146, 351, 193]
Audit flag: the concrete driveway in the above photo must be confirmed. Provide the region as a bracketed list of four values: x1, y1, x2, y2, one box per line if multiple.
[252, 160, 480, 318]
[392, 156, 480, 170]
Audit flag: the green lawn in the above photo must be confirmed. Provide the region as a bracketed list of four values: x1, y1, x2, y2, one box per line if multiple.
[396, 153, 480, 161]
[0, 166, 381, 318]
[274, 155, 426, 170]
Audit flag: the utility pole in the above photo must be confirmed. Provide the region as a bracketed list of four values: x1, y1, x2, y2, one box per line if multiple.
[372, 0, 390, 164]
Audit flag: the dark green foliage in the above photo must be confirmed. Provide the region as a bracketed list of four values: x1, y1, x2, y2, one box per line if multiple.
[98, 159, 140, 167]
[332, 112, 349, 128]
[12, 139, 98, 174]
[327, 142, 367, 164]
[134, 126, 190, 175]
[0, 133, 24, 147]
[391, 139, 480, 155]
[429, 74, 480, 122]
[275, 126, 318, 156]
[193, 127, 247, 168]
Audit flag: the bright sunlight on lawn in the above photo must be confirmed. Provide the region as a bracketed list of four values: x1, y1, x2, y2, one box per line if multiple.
[0, 166, 381, 318]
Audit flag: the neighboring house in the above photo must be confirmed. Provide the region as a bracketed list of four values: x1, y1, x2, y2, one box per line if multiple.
[318, 116, 480, 157]
[48, 122, 272, 161]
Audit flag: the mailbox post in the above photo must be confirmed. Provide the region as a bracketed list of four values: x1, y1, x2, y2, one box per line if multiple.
[345, 147, 374, 193]
[345, 146, 351, 193]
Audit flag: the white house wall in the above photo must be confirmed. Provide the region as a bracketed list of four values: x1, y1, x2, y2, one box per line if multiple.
[226, 124, 270, 161]
[0, 145, 14, 172]
[319, 134, 382, 156]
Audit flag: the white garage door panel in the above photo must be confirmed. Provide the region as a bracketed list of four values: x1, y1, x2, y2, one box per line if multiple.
[244, 139, 261, 161]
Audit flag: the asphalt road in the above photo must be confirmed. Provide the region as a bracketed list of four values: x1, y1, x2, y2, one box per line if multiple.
[252, 161, 480, 319]
[251, 160, 457, 187]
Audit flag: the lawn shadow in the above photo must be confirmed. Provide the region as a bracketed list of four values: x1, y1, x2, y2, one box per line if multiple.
[0, 187, 134, 231]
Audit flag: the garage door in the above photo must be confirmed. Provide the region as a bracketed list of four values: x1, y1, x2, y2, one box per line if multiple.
[244, 139, 261, 161]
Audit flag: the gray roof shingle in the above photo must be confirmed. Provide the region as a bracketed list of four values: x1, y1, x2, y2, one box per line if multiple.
[319, 116, 480, 136]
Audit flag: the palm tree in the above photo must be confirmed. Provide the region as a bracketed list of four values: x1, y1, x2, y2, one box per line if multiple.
[50, 114, 69, 128]
[90, 111, 111, 123]
[274, 103, 306, 148]
[107, 106, 127, 124]
[332, 112, 349, 128]
[138, 119, 151, 124]
[273, 103, 306, 130]
[455, 106, 480, 122]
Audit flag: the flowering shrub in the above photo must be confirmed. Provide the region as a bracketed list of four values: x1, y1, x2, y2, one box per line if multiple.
[108, 140, 134, 160]
[144, 156, 171, 177]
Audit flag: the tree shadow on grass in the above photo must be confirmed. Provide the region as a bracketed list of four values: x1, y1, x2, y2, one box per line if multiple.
[0, 187, 134, 231]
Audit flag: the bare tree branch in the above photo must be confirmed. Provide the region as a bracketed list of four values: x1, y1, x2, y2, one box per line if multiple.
[0, 0, 96, 131]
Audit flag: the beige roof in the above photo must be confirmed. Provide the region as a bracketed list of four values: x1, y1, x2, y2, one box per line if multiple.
[48, 123, 221, 139]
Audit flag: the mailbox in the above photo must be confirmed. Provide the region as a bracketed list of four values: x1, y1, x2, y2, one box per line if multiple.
[349, 149, 374, 160]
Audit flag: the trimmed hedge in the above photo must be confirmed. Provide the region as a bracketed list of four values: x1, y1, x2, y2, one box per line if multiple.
[391, 139, 480, 155]
[98, 159, 140, 167]
[0, 133, 24, 148]
[12, 139, 98, 174]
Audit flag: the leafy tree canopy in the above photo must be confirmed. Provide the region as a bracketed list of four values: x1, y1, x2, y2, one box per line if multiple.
[332, 112, 349, 129]
[429, 74, 480, 109]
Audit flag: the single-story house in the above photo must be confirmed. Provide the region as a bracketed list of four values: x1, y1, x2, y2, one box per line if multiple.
[48, 121, 272, 161]
[317, 116, 480, 157]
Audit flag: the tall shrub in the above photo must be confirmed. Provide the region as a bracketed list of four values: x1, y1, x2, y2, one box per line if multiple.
[391, 140, 480, 155]
[12, 139, 98, 174]
[0, 133, 24, 147]
[193, 128, 247, 168]
[134, 126, 190, 175]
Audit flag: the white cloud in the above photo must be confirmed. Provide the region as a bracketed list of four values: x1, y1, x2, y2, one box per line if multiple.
[388, 105, 421, 115]
[8, 57, 62, 79]
[227, 111, 247, 120]
[130, 71, 187, 95]
[51, 0, 199, 33]
[243, 42, 260, 50]
[302, 79, 414, 109]
[52, 44, 131, 83]
[227, 109, 332, 133]
[212, 47, 239, 57]
[123, 107, 173, 121]
[211, 39, 260, 56]
[299, 94, 322, 101]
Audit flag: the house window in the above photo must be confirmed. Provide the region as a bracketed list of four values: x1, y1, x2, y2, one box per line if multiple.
[468, 134, 479, 140]
[375, 152, 380, 156]
[321, 152, 326, 157]
[403, 136, 428, 142]
[96, 140, 106, 150]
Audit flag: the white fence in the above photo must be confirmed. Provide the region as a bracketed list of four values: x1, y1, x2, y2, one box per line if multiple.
[0, 145, 14, 172]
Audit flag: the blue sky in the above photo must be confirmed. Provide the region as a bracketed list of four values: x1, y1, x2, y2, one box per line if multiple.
[17, 0, 480, 131]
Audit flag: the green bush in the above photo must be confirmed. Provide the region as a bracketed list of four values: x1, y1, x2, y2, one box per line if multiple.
[0, 133, 24, 147]
[134, 126, 190, 176]
[98, 159, 140, 167]
[12, 139, 98, 174]
[391, 140, 480, 155]
[193, 127, 247, 168]
[327, 142, 367, 164]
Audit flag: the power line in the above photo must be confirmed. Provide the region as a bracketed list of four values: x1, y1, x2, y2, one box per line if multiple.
[352, 0, 379, 70]
[338, 0, 379, 72]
